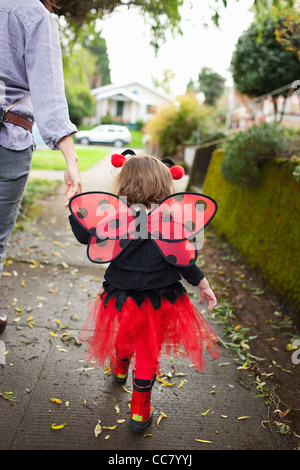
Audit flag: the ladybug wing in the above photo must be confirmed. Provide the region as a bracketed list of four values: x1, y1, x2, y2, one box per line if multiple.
[69, 192, 135, 263]
[153, 237, 197, 267]
[87, 236, 131, 264]
[148, 192, 217, 267]
[69, 191, 136, 239]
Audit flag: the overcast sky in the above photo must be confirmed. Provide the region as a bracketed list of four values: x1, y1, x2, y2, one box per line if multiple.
[98, 0, 254, 96]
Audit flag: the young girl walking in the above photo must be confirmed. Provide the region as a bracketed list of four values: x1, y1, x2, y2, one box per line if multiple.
[69, 150, 220, 432]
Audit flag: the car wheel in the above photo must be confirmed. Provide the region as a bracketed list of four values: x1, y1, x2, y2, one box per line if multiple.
[80, 137, 90, 145]
[114, 140, 123, 148]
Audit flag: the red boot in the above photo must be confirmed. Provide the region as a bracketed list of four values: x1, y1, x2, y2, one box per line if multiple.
[130, 375, 156, 432]
[110, 351, 130, 384]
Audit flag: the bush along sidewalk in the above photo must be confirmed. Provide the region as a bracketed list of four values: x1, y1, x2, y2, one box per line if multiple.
[203, 137, 300, 321]
[221, 122, 298, 187]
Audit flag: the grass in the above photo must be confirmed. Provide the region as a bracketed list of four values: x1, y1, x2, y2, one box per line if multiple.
[32, 131, 145, 171]
[31, 146, 109, 171]
[14, 179, 60, 231]
[129, 130, 144, 149]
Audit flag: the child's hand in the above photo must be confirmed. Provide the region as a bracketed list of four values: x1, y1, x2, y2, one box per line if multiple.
[200, 287, 217, 311]
[197, 277, 217, 311]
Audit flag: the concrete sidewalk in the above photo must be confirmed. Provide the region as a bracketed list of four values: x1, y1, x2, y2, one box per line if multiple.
[0, 152, 294, 452]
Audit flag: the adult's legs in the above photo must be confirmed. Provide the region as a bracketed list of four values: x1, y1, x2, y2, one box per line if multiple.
[0, 145, 32, 333]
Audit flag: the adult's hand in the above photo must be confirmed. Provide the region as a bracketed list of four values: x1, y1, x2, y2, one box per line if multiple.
[58, 135, 82, 206]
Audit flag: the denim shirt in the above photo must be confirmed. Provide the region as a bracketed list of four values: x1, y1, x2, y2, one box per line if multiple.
[0, 0, 77, 150]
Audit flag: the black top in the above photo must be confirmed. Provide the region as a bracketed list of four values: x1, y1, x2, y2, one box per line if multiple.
[69, 215, 204, 310]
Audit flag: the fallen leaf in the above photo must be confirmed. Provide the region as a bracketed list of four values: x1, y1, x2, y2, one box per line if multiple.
[103, 425, 117, 430]
[104, 363, 112, 374]
[0, 390, 19, 402]
[178, 380, 184, 389]
[201, 409, 210, 416]
[117, 419, 125, 424]
[56, 345, 68, 352]
[48, 288, 58, 294]
[237, 416, 250, 420]
[51, 423, 65, 430]
[94, 421, 102, 437]
[115, 404, 120, 414]
[50, 398, 62, 404]
[195, 439, 213, 443]
[157, 411, 167, 426]
[157, 376, 174, 387]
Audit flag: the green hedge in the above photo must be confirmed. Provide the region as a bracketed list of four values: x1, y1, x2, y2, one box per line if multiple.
[203, 149, 300, 320]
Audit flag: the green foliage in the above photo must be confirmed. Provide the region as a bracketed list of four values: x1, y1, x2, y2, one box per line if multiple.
[82, 33, 111, 87]
[66, 85, 95, 127]
[145, 93, 212, 157]
[221, 123, 293, 186]
[231, 15, 300, 97]
[203, 149, 300, 319]
[63, 45, 96, 126]
[54, 0, 184, 52]
[198, 66, 226, 106]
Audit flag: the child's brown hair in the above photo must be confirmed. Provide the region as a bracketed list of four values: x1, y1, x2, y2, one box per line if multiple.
[115, 155, 173, 207]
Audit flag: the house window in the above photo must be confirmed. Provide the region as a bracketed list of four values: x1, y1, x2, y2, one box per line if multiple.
[146, 104, 157, 114]
[116, 100, 124, 117]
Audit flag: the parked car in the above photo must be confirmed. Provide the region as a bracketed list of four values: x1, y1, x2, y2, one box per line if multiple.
[74, 125, 132, 147]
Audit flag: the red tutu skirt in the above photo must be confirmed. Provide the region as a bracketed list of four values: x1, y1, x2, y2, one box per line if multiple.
[79, 288, 220, 375]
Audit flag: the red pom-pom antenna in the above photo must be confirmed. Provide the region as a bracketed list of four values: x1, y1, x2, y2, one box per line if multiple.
[111, 153, 126, 168]
[170, 165, 185, 180]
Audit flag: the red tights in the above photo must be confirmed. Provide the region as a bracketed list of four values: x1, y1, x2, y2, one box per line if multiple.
[115, 323, 160, 381]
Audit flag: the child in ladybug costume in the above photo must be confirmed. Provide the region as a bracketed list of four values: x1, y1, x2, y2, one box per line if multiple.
[69, 150, 220, 432]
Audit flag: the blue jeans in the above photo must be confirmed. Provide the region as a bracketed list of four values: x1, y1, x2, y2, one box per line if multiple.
[0, 145, 32, 279]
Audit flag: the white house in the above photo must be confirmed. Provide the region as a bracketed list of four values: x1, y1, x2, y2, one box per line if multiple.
[90, 81, 172, 126]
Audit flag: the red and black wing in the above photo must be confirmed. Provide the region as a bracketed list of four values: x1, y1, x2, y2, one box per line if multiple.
[148, 192, 217, 267]
[69, 192, 135, 263]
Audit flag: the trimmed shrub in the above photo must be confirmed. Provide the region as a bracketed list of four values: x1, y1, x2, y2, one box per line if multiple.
[203, 149, 300, 321]
[221, 123, 293, 186]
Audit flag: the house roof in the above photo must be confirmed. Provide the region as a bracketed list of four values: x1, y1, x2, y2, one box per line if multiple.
[91, 81, 172, 102]
[93, 86, 143, 104]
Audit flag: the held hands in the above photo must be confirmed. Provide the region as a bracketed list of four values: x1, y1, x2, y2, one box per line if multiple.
[198, 277, 217, 311]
